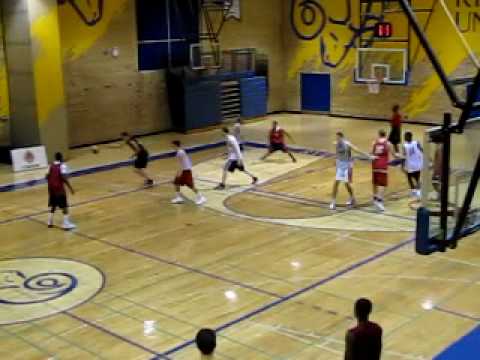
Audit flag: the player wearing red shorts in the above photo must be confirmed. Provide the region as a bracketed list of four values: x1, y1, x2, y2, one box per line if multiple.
[171, 140, 206, 205]
[46, 152, 76, 230]
[371, 130, 396, 212]
[261, 121, 297, 162]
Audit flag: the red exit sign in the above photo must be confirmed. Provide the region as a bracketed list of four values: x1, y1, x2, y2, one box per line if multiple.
[375, 22, 393, 38]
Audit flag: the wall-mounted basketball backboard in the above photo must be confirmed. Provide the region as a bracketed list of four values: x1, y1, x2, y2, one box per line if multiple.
[355, 48, 408, 85]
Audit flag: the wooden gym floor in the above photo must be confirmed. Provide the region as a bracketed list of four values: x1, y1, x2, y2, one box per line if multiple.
[1, 115, 479, 359]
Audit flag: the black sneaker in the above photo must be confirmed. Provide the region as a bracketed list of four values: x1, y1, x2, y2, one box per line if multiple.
[214, 183, 225, 190]
[145, 179, 154, 187]
[252, 177, 258, 185]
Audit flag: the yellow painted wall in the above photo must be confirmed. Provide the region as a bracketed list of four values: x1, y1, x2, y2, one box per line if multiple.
[0, 14, 10, 145]
[58, 0, 170, 146]
[285, 0, 480, 123]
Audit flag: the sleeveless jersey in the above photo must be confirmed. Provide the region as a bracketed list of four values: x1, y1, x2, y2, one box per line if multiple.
[403, 141, 423, 173]
[372, 139, 389, 171]
[270, 128, 285, 144]
[48, 163, 65, 195]
[336, 139, 352, 162]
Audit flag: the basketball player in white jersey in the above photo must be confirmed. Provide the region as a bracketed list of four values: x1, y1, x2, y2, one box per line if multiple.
[215, 127, 258, 190]
[171, 140, 206, 205]
[402, 132, 423, 199]
[233, 119, 244, 151]
[330, 132, 373, 210]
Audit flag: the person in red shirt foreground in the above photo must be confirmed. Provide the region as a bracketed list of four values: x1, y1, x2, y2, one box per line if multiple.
[46, 152, 76, 230]
[345, 298, 383, 360]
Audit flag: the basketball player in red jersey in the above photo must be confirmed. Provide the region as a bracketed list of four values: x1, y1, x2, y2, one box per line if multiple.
[388, 104, 403, 153]
[371, 130, 396, 212]
[261, 121, 297, 162]
[46, 152, 76, 230]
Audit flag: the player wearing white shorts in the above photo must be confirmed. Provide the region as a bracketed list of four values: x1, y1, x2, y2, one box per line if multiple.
[402, 132, 423, 199]
[330, 132, 372, 210]
[215, 127, 258, 190]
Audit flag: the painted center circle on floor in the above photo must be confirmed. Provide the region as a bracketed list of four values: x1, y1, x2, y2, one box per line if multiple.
[0, 258, 104, 325]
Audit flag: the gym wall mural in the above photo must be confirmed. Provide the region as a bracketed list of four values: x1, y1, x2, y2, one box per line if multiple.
[287, 0, 480, 119]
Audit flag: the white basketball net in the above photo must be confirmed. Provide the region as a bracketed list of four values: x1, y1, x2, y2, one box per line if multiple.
[367, 78, 381, 94]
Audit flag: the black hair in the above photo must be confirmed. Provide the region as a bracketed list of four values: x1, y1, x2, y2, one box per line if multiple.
[355, 298, 373, 322]
[222, 127, 229, 134]
[379, 129, 387, 137]
[172, 140, 181, 147]
[54, 152, 63, 162]
[404, 131, 413, 141]
[336, 131, 344, 137]
[121, 132, 129, 137]
[392, 104, 400, 112]
[195, 328, 216, 355]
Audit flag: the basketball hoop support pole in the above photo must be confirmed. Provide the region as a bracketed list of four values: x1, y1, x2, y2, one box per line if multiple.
[451, 151, 480, 246]
[439, 113, 451, 243]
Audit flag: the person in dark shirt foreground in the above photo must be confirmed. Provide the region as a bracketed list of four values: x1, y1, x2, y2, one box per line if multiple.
[345, 298, 382, 360]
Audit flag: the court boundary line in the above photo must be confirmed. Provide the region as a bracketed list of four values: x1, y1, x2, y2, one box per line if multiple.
[0, 142, 225, 192]
[434, 306, 480, 322]
[64, 311, 169, 359]
[0, 141, 373, 193]
[154, 237, 414, 358]
[25, 216, 283, 299]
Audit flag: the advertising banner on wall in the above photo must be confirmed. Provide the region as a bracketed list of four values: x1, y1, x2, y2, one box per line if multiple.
[10, 146, 48, 172]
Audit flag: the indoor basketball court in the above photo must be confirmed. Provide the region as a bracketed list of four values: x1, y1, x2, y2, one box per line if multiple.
[0, 1, 480, 359]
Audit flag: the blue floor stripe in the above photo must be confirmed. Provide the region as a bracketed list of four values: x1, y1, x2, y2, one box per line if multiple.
[1, 141, 402, 193]
[0, 142, 224, 192]
[153, 237, 414, 358]
[434, 324, 480, 360]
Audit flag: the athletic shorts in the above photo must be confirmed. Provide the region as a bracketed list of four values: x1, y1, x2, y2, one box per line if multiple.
[373, 172, 388, 187]
[134, 156, 148, 169]
[336, 161, 353, 183]
[174, 170, 194, 188]
[226, 160, 245, 173]
[270, 143, 287, 152]
[388, 126, 401, 145]
[49, 193, 68, 209]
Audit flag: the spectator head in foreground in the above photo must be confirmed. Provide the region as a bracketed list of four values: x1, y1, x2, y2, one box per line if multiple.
[196, 328, 216, 357]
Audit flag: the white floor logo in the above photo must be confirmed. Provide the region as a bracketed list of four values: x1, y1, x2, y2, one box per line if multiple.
[0, 258, 104, 325]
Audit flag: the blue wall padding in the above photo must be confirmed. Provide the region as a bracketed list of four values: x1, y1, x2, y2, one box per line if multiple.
[240, 77, 267, 118]
[184, 81, 222, 131]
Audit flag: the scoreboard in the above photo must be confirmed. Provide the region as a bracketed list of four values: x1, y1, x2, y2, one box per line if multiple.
[375, 22, 393, 38]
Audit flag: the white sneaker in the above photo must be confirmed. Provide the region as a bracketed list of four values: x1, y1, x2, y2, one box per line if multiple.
[329, 202, 336, 210]
[171, 196, 185, 204]
[62, 221, 76, 230]
[346, 198, 356, 208]
[195, 195, 207, 205]
[415, 189, 422, 199]
[374, 200, 385, 212]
